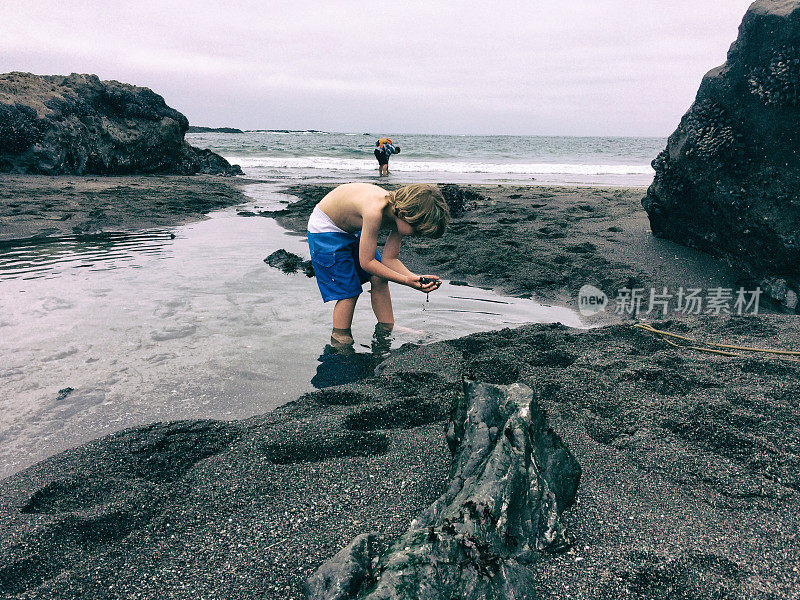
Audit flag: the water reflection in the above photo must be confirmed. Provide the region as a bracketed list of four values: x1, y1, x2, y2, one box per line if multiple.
[0, 230, 176, 281]
[311, 324, 394, 388]
[311, 344, 376, 388]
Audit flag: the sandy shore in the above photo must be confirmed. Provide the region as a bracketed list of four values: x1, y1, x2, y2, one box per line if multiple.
[0, 177, 750, 310]
[0, 174, 251, 242]
[0, 178, 798, 599]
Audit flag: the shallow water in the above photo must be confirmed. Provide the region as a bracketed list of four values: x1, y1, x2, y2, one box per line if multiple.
[0, 184, 583, 478]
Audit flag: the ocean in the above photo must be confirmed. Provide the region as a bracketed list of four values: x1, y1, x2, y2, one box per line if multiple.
[186, 131, 665, 187]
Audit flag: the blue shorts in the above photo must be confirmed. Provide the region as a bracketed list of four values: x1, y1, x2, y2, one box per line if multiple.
[307, 231, 382, 302]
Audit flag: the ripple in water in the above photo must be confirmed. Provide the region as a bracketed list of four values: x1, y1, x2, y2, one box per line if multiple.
[0, 230, 177, 281]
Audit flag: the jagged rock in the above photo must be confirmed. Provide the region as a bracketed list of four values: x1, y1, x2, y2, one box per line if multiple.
[439, 184, 482, 218]
[264, 249, 315, 277]
[186, 126, 244, 133]
[304, 534, 380, 599]
[0, 72, 242, 176]
[642, 1, 800, 312]
[306, 380, 581, 600]
[762, 276, 800, 311]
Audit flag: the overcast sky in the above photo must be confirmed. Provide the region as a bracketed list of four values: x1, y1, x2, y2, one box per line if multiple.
[1, 1, 756, 136]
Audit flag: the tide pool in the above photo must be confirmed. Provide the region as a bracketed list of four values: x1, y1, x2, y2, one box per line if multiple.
[0, 185, 583, 478]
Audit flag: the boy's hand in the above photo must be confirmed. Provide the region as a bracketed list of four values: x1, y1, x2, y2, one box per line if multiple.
[409, 274, 442, 292]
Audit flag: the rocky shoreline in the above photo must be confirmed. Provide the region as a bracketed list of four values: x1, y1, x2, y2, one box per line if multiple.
[0, 72, 241, 176]
[3, 1, 800, 595]
[0, 174, 252, 242]
[0, 177, 798, 598]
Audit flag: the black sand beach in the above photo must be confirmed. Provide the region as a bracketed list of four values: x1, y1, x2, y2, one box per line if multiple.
[0, 175, 251, 242]
[1, 177, 798, 599]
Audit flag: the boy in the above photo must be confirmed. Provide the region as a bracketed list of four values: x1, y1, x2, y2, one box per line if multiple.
[306, 183, 449, 346]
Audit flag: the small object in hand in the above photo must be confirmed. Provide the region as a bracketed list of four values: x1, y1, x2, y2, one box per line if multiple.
[418, 277, 435, 302]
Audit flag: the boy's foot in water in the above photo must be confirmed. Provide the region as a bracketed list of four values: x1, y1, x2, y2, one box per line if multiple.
[371, 322, 394, 357]
[330, 327, 355, 352]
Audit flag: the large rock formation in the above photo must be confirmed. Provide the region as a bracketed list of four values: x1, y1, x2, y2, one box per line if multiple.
[0, 72, 241, 176]
[305, 381, 581, 600]
[642, 0, 800, 312]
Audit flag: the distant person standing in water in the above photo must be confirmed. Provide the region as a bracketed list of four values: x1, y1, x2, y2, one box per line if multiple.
[374, 137, 400, 176]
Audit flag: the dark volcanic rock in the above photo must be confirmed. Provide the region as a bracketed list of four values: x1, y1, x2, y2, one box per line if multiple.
[186, 126, 244, 134]
[439, 184, 482, 218]
[265, 249, 315, 276]
[305, 381, 580, 600]
[642, 0, 800, 312]
[0, 72, 242, 176]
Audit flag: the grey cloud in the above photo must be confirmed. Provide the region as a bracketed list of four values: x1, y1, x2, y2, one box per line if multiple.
[0, 0, 754, 135]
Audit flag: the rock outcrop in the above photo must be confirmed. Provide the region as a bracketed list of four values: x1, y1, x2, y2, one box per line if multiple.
[264, 249, 315, 277]
[438, 184, 482, 218]
[186, 126, 244, 134]
[642, 0, 800, 312]
[0, 72, 242, 176]
[305, 381, 581, 600]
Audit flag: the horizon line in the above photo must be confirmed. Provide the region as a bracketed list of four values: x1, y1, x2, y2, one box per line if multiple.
[188, 128, 669, 140]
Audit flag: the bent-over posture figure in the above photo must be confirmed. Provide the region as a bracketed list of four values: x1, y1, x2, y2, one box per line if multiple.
[306, 183, 449, 345]
[374, 138, 400, 176]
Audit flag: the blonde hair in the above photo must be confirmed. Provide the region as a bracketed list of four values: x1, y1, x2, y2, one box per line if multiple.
[388, 184, 450, 238]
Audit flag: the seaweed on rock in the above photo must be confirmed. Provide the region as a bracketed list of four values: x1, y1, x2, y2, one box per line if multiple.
[748, 45, 800, 107]
[264, 249, 315, 277]
[681, 100, 736, 161]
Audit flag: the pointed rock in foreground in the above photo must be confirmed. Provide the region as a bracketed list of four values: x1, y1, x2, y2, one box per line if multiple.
[305, 380, 581, 600]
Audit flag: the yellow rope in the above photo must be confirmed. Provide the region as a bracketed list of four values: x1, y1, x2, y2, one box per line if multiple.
[631, 322, 800, 361]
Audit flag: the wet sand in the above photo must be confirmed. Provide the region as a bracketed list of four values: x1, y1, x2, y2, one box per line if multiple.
[0, 174, 251, 242]
[0, 177, 798, 599]
[0, 177, 750, 309]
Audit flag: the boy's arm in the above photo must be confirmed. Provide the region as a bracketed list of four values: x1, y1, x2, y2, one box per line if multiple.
[361, 223, 440, 292]
[358, 211, 414, 286]
[380, 230, 414, 276]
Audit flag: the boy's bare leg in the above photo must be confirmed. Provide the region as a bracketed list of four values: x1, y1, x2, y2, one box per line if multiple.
[369, 275, 394, 327]
[331, 296, 358, 344]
